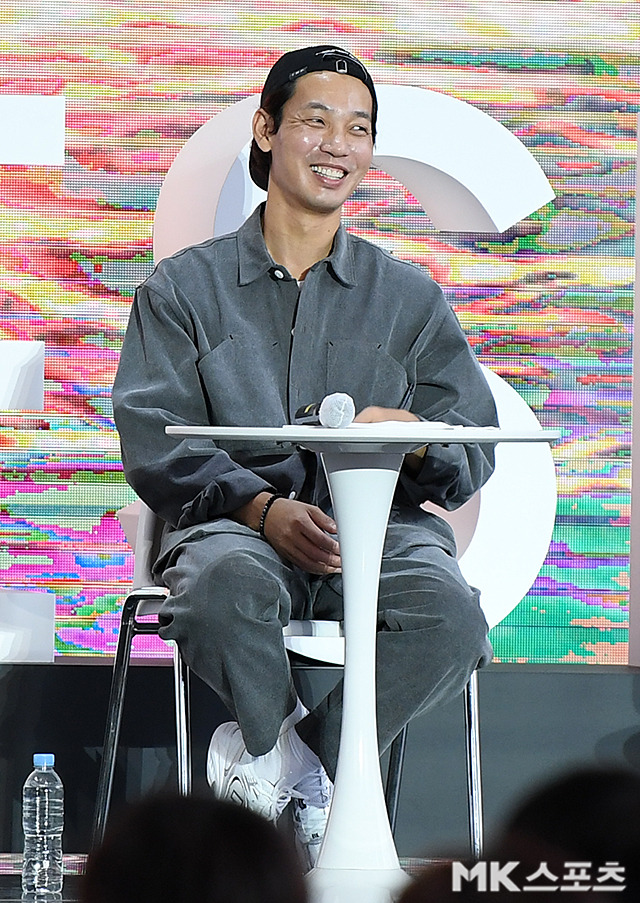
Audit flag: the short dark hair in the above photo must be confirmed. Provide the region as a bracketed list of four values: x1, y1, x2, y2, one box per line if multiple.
[249, 81, 298, 192]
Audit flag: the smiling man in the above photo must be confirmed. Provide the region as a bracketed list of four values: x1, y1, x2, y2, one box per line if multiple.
[112, 46, 498, 870]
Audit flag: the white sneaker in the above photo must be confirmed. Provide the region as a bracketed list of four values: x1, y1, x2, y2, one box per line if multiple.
[291, 764, 333, 871]
[206, 721, 293, 822]
[291, 798, 331, 872]
[293, 760, 333, 809]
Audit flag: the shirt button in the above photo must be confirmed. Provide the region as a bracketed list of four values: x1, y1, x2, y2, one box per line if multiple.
[273, 269, 284, 279]
[288, 490, 297, 500]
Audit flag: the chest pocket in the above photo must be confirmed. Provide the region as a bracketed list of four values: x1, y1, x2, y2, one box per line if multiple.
[325, 339, 410, 413]
[196, 337, 291, 459]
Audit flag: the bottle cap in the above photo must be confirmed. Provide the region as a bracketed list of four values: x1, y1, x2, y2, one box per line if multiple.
[33, 753, 55, 767]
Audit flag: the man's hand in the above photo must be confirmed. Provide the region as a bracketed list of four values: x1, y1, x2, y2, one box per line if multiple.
[354, 406, 428, 474]
[232, 491, 341, 574]
[263, 498, 341, 574]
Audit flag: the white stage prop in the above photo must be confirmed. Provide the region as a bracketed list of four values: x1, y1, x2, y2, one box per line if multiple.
[0, 95, 65, 166]
[0, 340, 45, 411]
[454, 366, 558, 630]
[152, 85, 554, 261]
[0, 591, 55, 664]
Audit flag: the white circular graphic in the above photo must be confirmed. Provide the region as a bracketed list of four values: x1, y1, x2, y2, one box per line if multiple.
[152, 85, 557, 629]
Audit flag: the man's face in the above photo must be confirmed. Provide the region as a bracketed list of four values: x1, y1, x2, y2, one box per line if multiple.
[255, 70, 374, 216]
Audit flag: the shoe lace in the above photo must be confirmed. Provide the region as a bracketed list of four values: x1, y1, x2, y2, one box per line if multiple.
[232, 772, 292, 821]
[293, 767, 333, 808]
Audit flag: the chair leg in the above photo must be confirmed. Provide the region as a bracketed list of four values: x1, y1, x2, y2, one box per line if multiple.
[172, 641, 192, 795]
[384, 724, 408, 837]
[91, 593, 139, 849]
[464, 670, 484, 860]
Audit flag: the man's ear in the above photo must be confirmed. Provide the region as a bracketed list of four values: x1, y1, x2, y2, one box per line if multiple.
[252, 108, 274, 152]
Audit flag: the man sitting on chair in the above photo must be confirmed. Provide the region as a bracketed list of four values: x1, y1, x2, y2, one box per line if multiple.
[112, 45, 496, 868]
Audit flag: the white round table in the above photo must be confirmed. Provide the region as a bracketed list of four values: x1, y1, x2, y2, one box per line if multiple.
[166, 422, 560, 903]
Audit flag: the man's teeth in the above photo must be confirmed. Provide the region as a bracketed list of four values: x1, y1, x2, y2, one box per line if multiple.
[311, 165, 346, 180]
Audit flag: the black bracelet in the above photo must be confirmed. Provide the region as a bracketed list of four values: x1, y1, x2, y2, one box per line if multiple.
[259, 493, 285, 538]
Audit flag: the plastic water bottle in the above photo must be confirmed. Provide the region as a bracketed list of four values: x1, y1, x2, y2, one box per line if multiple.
[22, 753, 64, 896]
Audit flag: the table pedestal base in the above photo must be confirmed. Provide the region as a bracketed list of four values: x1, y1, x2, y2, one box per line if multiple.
[303, 451, 408, 903]
[307, 865, 410, 903]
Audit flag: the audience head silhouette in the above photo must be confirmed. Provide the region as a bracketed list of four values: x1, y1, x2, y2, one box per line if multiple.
[498, 764, 640, 898]
[81, 793, 307, 903]
[398, 765, 640, 903]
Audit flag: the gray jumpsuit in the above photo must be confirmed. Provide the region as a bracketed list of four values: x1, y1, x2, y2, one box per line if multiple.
[112, 206, 497, 777]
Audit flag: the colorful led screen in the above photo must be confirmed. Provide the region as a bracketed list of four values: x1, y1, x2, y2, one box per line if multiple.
[0, 1, 637, 663]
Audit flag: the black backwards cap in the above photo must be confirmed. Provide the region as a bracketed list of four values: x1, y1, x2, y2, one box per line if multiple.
[249, 46, 377, 191]
[261, 45, 377, 139]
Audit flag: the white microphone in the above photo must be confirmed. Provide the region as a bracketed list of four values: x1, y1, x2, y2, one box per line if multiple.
[294, 393, 356, 428]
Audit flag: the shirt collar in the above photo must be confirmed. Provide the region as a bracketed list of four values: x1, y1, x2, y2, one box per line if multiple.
[237, 204, 357, 288]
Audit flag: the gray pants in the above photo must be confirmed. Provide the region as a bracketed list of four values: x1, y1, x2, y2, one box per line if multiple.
[157, 508, 492, 780]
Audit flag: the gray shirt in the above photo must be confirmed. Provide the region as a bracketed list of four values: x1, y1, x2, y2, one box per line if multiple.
[112, 205, 498, 538]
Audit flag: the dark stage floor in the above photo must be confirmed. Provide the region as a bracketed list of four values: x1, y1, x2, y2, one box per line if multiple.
[0, 875, 81, 902]
[0, 856, 85, 903]
[0, 853, 434, 901]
